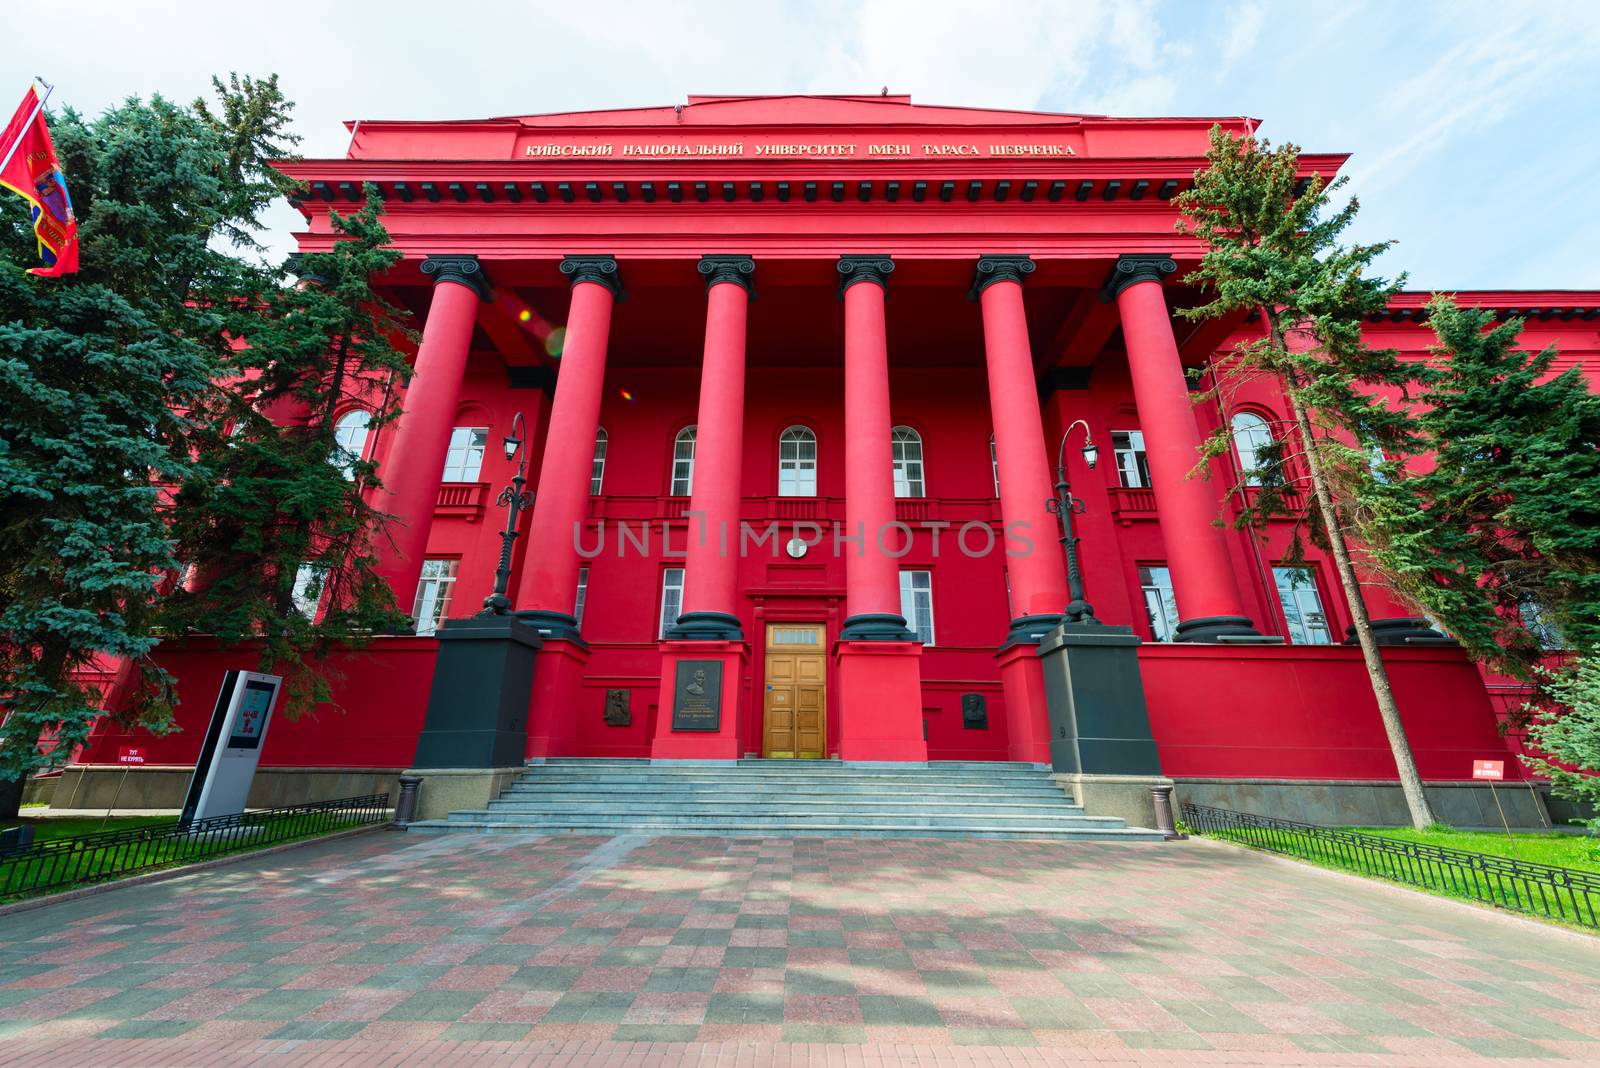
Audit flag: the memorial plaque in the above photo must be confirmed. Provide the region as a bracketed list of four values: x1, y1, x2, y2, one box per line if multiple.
[603, 688, 631, 726]
[672, 660, 722, 732]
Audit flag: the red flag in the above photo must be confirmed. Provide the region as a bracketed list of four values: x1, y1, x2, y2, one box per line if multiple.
[0, 83, 78, 277]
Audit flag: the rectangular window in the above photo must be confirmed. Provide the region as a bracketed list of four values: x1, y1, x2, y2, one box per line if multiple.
[899, 569, 935, 645]
[1139, 565, 1179, 642]
[658, 567, 685, 638]
[1274, 566, 1334, 645]
[441, 427, 488, 482]
[575, 566, 589, 627]
[1111, 431, 1150, 489]
[778, 430, 817, 496]
[412, 558, 459, 636]
[290, 563, 325, 621]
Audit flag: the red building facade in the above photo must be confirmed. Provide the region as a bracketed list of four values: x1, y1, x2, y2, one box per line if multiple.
[72, 95, 1600, 823]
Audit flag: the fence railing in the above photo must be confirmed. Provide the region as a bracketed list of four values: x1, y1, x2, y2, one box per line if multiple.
[0, 793, 390, 900]
[1182, 802, 1600, 929]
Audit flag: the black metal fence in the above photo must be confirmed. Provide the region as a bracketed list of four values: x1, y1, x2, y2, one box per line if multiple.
[1182, 802, 1600, 929]
[0, 793, 390, 900]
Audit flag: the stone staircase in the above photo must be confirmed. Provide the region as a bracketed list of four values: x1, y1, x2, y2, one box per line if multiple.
[406, 758, 1164, 841]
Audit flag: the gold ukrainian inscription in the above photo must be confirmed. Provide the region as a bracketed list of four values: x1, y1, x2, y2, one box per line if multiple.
[522, 141, 1078, 159]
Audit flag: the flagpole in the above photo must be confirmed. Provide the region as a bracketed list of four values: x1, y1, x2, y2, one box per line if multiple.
[0, 78, 53, 178]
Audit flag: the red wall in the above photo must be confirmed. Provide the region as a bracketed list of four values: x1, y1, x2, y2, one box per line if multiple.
[1139, 643, 1523, 781]
[77, 637, 439, 769]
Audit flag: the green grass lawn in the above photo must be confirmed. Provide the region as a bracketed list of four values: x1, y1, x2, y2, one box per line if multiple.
[1193, 818, 1600, 931]
[1, 810, 381, 903]
[10, 815, 175, 841]
[1348, 825, 1600, 874]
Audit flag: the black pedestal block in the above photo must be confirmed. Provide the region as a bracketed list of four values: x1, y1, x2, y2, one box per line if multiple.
[412, 616, 542, 769]
[1344, 617, 1456, 646]
[1037, 623, 1163, 776]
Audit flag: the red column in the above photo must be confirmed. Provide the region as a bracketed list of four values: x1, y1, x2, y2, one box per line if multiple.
[514, 256, 622, 638]
[838, 256, 913, 638]
[973, 256, 1072, 763]
[375, 255, 489, 613]
[974, 256, 1070, 636]
[652, 257, 754, 762]
[668, 256, 754, 639]
[1110, 255, 1258, 641]
[834, 255, 925, 762]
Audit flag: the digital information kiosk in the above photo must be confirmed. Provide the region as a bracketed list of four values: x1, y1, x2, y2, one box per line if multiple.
[179, 670, 282, 825]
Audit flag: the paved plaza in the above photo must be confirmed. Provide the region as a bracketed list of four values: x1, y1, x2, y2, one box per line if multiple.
[2, 829, 1599, 1066]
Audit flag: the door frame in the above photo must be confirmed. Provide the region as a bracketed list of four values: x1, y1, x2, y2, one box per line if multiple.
[761, 620, 829, 758]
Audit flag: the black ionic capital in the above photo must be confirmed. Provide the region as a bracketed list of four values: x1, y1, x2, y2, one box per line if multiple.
[837, 254, 895, 298]
[697, 254, 756, 297]
[1100, 253, 1177, 302]
[420, 254, 493, 302]
[969, 254, 1036, 300]
[559, 255, 625, 300]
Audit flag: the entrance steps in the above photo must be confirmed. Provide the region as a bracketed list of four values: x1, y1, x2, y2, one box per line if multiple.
[407, 758, 1165, 841]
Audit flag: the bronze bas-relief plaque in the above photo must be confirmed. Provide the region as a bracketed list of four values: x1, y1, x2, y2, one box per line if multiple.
[671, 660, 722, 732]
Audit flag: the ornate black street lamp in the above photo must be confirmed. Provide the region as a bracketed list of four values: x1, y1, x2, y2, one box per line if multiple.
[480, 411, 533, 616]
[1046, 419, 1101, 625]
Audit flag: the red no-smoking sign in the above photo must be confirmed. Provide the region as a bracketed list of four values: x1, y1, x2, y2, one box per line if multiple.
[1472, 759, 1505, 781]
[118, 746, 146, 765]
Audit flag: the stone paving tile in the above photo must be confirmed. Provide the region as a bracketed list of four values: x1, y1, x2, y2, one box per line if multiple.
[0, 828, 1598, 1065]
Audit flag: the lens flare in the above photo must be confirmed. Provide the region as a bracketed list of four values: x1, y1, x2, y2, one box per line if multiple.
[518, 308, 532, 322]
[619, 389, 635, 402]
[544, 326, 566, 357]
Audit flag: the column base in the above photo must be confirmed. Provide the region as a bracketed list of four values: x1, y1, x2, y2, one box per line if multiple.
[514, 609, 585, 643]
[1038, 622, 1164, 776]
[1050, 772, 1176, 830]
[834, 640, 927, 761]
[412, 616, 542, 769]
[1000, 613, 1063, 648]
[664, 611, 744, 641]
[1345, 617, 1457, 646]
[1174, 615, 1269, 643]
[526, 638, 589, 759]
[400, 766, 526, 823]
[651, 641, 749, 760]
[839, 612, 917, 641]
[996, 643, 1051, 764]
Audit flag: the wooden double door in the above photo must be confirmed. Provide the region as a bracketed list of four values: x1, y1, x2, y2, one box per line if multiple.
[762, 623, 826, 758]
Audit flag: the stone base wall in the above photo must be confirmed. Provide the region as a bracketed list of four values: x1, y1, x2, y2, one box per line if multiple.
[44, 766, 404, 811]
[1175, 777, 1554, 829]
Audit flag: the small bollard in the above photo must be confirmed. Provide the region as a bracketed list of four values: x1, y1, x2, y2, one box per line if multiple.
[0, 824, 36, 854]
[394, 775, 423, 827]
[1150, 784, 1185, 840]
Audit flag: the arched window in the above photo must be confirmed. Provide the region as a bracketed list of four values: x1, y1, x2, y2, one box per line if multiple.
[670, 426, 697, 496]
[778, 426, 817, 496]
[1231, 412, 1276, 486]
[891, 426, 924, 498]
[989, 433, 1000, 497]
[331, 409, 371, 480]
[591, 428, 608, 495]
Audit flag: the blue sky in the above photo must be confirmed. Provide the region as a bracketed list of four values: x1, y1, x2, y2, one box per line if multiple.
[5, 0, 1597, 290]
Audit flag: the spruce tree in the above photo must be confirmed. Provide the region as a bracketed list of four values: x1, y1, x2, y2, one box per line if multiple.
[1175, 125, 1438, 829]
[159, 191, 415, 715]
[0, 83, 290, 793]
[1358, 296, 1600, 673]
